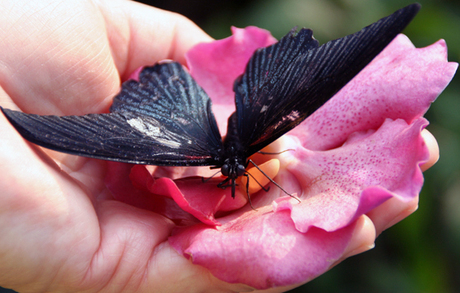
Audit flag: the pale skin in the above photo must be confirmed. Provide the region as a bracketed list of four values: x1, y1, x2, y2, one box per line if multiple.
[0, 0, 439, 292]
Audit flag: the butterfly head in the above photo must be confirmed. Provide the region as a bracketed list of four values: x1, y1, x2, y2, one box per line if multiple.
[221, 158, 246, 179]
[218, 148, 247, 198]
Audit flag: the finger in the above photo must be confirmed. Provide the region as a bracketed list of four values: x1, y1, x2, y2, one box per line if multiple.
[0, 0, 213, 115]
[366, 195, 419, 236]
[421, 129, 439, 171]
[144, 243, 253, 293]
[95, 0, 213, 80]
[0, 0, 121, 115]
[340, 215, 376, 260]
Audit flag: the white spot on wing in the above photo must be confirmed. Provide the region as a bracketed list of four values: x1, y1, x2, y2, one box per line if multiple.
[286, 110, 300, 121]
[273, 110, 301, 129]
[127, 117, 160, 136]
[127, 117, 182, 148]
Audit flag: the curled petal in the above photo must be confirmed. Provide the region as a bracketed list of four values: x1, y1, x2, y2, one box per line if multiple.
[146, 176, 247, 226]
[279, 118, 429, 232]
[105, 162, 198, 226]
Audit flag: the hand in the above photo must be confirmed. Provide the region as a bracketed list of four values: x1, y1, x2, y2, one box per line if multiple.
[0, 0, 440, 292]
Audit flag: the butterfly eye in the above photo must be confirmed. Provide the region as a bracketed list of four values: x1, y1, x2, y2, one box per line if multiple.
[221, 164, 230, 176]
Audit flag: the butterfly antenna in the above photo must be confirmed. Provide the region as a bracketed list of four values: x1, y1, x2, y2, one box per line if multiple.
[202, 169, 222, 183]
[247, 159, 301, 202]
[257, 149, 295, 155]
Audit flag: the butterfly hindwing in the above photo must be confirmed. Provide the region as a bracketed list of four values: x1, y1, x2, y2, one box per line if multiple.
[234, 4, 420, 156]
[1, 62, 223, 166]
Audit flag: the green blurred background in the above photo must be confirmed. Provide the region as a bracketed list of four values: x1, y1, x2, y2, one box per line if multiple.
[1, 1, 458, 292]
[136, 0, 460, 292]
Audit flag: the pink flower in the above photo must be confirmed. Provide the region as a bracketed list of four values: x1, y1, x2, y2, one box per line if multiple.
[105, 27, 457, 289]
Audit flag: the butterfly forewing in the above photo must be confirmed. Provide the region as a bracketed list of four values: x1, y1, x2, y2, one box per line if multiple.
[234, 4, 420, 156]
[235, 28, 319, 109]
[111, 62, 222, 152]
[2, 62, 223, 166]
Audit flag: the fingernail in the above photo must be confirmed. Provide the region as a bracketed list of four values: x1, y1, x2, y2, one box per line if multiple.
[383, 204, 418, 231]
[344, 242, 375, 258]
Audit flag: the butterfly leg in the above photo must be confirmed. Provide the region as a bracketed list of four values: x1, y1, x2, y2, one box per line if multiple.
[202, 170, 222, 183]
[243, 173, 257, 210]
[246, 171, 270, 192]
[218, 177, 240, 199]
[217, 174, 256, 209]
[247, 159, 300, 202]
[217, 177, 231, 189]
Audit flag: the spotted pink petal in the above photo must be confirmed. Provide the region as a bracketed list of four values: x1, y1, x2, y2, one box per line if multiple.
[277, 117, 429, 233]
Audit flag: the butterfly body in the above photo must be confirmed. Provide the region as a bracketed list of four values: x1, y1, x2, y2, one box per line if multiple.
[1, 4, 420, 200]
[217, 112, 248, 196]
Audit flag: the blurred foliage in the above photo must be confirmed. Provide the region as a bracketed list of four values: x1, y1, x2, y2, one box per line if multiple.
[141, 0, 460, 292]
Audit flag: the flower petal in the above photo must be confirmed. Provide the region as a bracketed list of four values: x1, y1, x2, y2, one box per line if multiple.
[186, 26, 277, 133]
[105, 162, 199, 226]
[186, 26, 277, 103]
[278, 118, 429, 232]
[146, 176, 247, 226]
[169, 206, 356, 289]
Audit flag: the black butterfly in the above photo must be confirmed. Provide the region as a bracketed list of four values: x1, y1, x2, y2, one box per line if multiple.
[1, 4, 420, 199]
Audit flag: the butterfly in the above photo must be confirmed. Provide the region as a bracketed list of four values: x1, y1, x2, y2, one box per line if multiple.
[1, 4, 420, 200]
